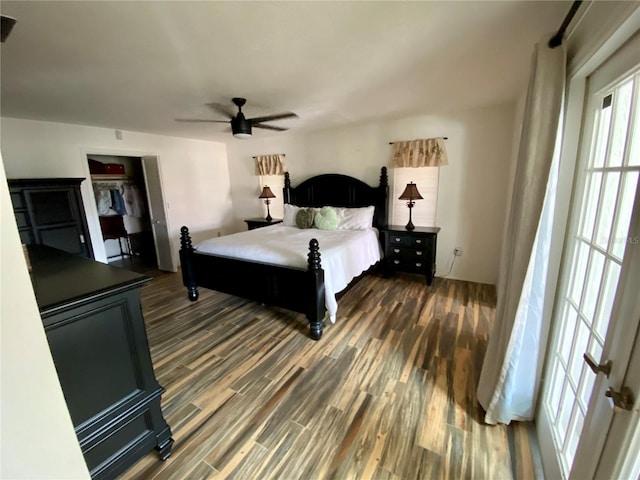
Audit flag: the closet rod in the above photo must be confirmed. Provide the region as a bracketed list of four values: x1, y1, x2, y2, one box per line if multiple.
[388, 137, 448, 145]
[548, 0, 583, 48]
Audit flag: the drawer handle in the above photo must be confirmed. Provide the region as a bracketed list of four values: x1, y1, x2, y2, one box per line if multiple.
[393, 248, 400, 254]
[393, 260, 400, 265]
[416, 262, 422, 267]
[395, 237, 401, 242]
[416, 251, 423, 256]
[416, 239, 423, 244]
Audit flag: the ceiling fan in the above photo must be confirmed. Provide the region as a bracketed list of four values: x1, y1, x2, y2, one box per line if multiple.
[176, 98, 298, 139]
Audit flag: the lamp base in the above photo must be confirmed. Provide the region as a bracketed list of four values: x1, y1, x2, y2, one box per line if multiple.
[265, 199, 272, 222]
[405, 202, 415, 231]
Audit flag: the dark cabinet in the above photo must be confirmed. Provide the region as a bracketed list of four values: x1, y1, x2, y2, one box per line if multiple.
[8, 178, 93, 258]
[29, 246, 173, 479]
[244, 217, 283, 230]
[382, 225, 440, 285]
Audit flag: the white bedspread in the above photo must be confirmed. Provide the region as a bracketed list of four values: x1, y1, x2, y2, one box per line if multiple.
[196, 225, 382, 322]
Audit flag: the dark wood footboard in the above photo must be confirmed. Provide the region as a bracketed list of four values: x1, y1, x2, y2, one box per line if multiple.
[180, 226, 326, 340]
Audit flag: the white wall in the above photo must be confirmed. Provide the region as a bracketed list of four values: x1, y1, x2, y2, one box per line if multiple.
[0, 154, 90, 479]
[0, 118, 233, 264]
[226, 102, 516, 285]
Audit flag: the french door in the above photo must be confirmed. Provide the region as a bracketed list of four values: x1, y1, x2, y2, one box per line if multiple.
[538, 34, 640, 479]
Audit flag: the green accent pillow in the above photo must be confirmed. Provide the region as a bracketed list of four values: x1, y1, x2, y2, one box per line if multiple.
[314, 206, 339, 231]
[295, 208, 315, 229]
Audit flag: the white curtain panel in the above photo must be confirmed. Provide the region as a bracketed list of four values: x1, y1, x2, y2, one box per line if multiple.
[476, 39, 566, 425]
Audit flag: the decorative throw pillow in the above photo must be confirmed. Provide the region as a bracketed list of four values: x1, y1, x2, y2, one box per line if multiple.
[283, 204, 300, 227]
[295, 208, 315, 229]
[314, 206, 339, 231]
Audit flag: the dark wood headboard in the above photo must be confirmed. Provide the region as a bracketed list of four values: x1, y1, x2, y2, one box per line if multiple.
[283, 167, 388, 229]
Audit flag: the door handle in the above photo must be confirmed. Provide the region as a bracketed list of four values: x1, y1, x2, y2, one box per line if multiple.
[583, 353, 612, 377]
[605, 386, 635, 412]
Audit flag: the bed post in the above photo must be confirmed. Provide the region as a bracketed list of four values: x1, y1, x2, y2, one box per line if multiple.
[283, 171, 292, 204]
[378, 166, 389, 228]
[306, 239, 325, 341]
[179, 226, 199, 301]
[379, 166, 388, 188]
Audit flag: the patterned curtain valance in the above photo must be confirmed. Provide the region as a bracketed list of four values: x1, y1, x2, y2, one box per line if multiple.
[389, 138, 448, 168]
[255, 154, 286, 175]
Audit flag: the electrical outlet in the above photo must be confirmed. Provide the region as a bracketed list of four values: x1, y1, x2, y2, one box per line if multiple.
[454, 247, 464, 256]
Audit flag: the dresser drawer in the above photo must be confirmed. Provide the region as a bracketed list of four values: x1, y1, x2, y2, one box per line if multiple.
[411, 236, 429, 248]
[388, 257, 428, 273]
[388, 233, 411, 246]
[387, 246, 429, 260]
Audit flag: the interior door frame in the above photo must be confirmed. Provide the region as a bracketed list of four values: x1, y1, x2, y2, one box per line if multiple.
[79, 147, 176, 271]
[535, 9, 640, 480]
[567, 31, 640, 479]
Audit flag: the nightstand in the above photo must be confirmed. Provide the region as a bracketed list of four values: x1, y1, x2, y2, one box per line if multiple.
[244, 217, 283, 230]
[382, 225, 440, 285]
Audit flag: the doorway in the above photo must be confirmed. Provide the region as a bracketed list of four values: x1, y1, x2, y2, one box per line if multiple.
[87, 154, 157, 271]
[537, 33, 640, 479]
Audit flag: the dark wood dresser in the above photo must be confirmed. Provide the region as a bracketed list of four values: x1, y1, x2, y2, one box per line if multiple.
[28, 246, 173, 479]
[8, 178, 93, 258]
[382, 225, 440, 285]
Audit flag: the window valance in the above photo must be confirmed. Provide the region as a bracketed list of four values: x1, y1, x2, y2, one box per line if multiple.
[255, 154, 286, 175]
[389, 138, 448, 168]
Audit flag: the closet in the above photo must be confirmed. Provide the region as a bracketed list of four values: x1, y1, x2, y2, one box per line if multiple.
[88, 155, 156, 268]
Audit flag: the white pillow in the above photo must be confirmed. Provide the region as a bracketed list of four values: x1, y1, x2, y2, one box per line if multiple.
[337, 206, 375, 230]
[283, 204, 301, 227]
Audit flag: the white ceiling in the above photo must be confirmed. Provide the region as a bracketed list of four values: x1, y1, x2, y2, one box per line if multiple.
[0, 1, 570, 142]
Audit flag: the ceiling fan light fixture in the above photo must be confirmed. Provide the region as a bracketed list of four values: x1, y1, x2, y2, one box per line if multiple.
[231, 115, 252, 139]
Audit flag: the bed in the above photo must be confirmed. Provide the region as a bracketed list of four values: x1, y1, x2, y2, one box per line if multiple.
[179, 167, 388, 340]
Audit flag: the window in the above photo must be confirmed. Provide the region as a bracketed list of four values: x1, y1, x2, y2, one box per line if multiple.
[390, 167, 439, 227]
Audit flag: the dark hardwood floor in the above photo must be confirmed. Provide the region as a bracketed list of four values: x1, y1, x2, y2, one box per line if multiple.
[122, 269, 535, 479]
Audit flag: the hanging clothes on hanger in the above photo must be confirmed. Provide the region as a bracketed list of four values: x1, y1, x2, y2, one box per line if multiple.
[96, 189, 113, 215]
[110, 189, 127, 215]
[122, 184, 145, 218]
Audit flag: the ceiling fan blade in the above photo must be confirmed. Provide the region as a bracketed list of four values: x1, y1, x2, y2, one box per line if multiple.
[248, 112, 298, 124]
[206, 102, 235, 119]
[175, 118, 229, 123]
[253, 124, 288, 132]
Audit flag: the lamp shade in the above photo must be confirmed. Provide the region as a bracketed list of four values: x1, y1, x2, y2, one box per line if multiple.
[398, 182, 423, 201]
[259, 186, 276, 199]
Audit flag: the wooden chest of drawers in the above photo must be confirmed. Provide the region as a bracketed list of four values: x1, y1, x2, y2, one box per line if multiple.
[382, 225, 440, 285]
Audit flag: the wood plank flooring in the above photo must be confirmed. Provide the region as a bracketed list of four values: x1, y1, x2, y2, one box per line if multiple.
[122, 270, 535, 480]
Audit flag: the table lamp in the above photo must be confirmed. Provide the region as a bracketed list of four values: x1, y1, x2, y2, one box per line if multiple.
[398, 182, 423, 231]
[259, 186, 276, 222]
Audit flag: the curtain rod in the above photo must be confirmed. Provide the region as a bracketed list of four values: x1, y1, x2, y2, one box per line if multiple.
[252, 154, 286, 159]
[548, 0, 583, 48]
[389, 137, 448, 145]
